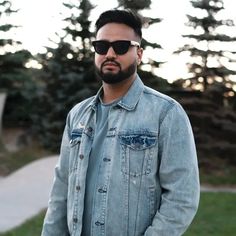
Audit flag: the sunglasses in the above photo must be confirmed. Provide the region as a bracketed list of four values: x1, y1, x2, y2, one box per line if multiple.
[92, 40, 140, 55]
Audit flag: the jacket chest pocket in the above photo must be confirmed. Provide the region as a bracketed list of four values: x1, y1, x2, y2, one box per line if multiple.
[119, 132, 157, 177]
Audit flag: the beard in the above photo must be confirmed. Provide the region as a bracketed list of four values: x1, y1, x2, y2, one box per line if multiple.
[95, 59, 137, 84]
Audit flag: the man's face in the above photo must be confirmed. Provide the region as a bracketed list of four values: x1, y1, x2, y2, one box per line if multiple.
[94, 23, 143, 84]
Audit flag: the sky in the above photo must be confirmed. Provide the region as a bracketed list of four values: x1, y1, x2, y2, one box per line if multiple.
[7, 0, 236, 82]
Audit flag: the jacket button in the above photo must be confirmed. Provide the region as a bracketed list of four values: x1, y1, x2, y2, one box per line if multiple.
[103, 157, 111, 162]
[87, 127, 93, 132]
[79, 154, 84, 160]
[98, 188, 107, 193]
[73, 218, 78, 223]
[76, 185, 81, 191]
[95, 221, 104, 226]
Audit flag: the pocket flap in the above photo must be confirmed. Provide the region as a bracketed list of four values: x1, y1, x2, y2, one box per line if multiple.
[119, 133, 157, 150]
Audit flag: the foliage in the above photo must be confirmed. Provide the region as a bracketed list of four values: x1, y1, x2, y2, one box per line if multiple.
[167, 84, 236, 170]
[175, 0, 236, 95]
[117, 0, 151, 10]
[0, 0, 34, 126]
[0, 51, 36, 126]
[171, 0, 236, 166]
[117, 0, 170, 91]
[33, 0, 99, 151]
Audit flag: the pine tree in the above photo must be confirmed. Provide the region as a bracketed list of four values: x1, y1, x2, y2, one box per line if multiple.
[117, 0, 170, 91]
[117, 0, 151, 10]
[171, 0, 236, 168]
[175, 0, 236, 95]
[0, 0, 33, 126]
[34, 0, 98, 151]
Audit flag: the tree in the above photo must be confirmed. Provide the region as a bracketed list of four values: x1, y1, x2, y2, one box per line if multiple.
[175, 0, 236, 96]
[117, 0, 170, 91]
[170, 0, 236, 168]
[33, 0, 98, 151]
[0, 0, 33, 126]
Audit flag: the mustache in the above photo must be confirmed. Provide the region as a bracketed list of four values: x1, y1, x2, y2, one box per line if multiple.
[101, 59, 121, 68]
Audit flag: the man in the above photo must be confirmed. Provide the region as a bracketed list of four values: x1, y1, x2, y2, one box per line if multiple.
[42, 9, 200, 236]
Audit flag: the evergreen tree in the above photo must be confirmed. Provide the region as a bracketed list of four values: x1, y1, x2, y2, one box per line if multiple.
[34, 0, 98, 151]
[171, 0, 236, 168]
[117, 0, 170, 91]
[175, 0, 236, 96]
[0, 0, 33, 126]
[118, 0, 151, 10]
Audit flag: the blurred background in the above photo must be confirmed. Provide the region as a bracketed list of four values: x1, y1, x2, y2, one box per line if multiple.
[0, 0, 236, 235]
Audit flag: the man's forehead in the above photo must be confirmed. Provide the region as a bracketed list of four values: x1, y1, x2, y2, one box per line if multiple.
[96, 23, 137, 40]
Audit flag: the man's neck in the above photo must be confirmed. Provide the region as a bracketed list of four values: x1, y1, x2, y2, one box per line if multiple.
[101, 76, 136, 104]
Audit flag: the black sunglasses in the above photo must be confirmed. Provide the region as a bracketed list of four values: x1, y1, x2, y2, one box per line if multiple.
[92, 40, 140, 55]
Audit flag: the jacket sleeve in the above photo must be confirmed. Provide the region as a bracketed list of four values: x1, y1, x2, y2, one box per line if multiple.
[41, 120, 71, 236]
[144, 103, 200, 236]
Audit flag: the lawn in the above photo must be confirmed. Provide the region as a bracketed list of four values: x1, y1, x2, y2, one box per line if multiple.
[0, 193, 235, 236]
[0, 142, 52, 176]
[184, 192, 236, 236]
[0, 210, 46, 236]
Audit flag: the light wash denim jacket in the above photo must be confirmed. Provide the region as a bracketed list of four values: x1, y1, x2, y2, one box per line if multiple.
[42, 75, 200, 236]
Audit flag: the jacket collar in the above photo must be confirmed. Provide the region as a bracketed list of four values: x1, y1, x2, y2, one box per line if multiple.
[89, 74, 144, 111]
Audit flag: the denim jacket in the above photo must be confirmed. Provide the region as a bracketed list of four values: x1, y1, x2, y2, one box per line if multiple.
[42, 75, 200, 236]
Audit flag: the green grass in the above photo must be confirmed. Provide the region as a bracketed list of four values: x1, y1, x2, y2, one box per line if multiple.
[0, 211, 46, 236]
[1, 193, 235, 236]
[0, 143, 52, 176]
[199, 158, 236, 186]
[200, 168, 236, 186]
[184, 192, 236, 236]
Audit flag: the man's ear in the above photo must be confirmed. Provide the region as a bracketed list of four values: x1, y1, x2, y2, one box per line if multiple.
[137, 47, 143, 65]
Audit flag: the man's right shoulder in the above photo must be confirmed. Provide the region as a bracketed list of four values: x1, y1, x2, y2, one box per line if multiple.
[69, 96, 95, 115]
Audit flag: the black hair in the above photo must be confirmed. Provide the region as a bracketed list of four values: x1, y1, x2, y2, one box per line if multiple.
[95, 9, 142, 39]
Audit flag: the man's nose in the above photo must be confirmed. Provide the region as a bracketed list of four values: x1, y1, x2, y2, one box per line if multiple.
[105, 46, 117, 59]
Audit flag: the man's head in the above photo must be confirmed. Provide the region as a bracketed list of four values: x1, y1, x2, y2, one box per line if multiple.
[93, 9, 143, 84]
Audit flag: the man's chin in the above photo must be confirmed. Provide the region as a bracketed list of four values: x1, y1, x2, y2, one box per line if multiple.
[101, 73, 124, 84]
[95, 60, 136, 84]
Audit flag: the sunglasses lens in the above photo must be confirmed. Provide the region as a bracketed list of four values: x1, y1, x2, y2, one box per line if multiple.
[93, 41, 109, 55]
[92, 40, 132, 55]
[113, 41, 130, 55]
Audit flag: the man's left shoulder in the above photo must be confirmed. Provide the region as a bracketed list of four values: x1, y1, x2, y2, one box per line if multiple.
[143, 85, 179, 107]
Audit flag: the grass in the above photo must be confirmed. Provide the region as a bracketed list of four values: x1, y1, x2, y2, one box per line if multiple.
[200, 167, 236, 186]
[184, 192, 236, 236]
[0, 132, 235, 235]
[0, 211, 46, 236]
[1, 193, 235, 235]
[199, 156, 236, 186]
[0, 142, 52, 176]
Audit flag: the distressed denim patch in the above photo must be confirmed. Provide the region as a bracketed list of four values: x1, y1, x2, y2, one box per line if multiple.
[70, 129, 83, 147]
[120, 134, 157, 150]
[71, 128, 83, 139]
